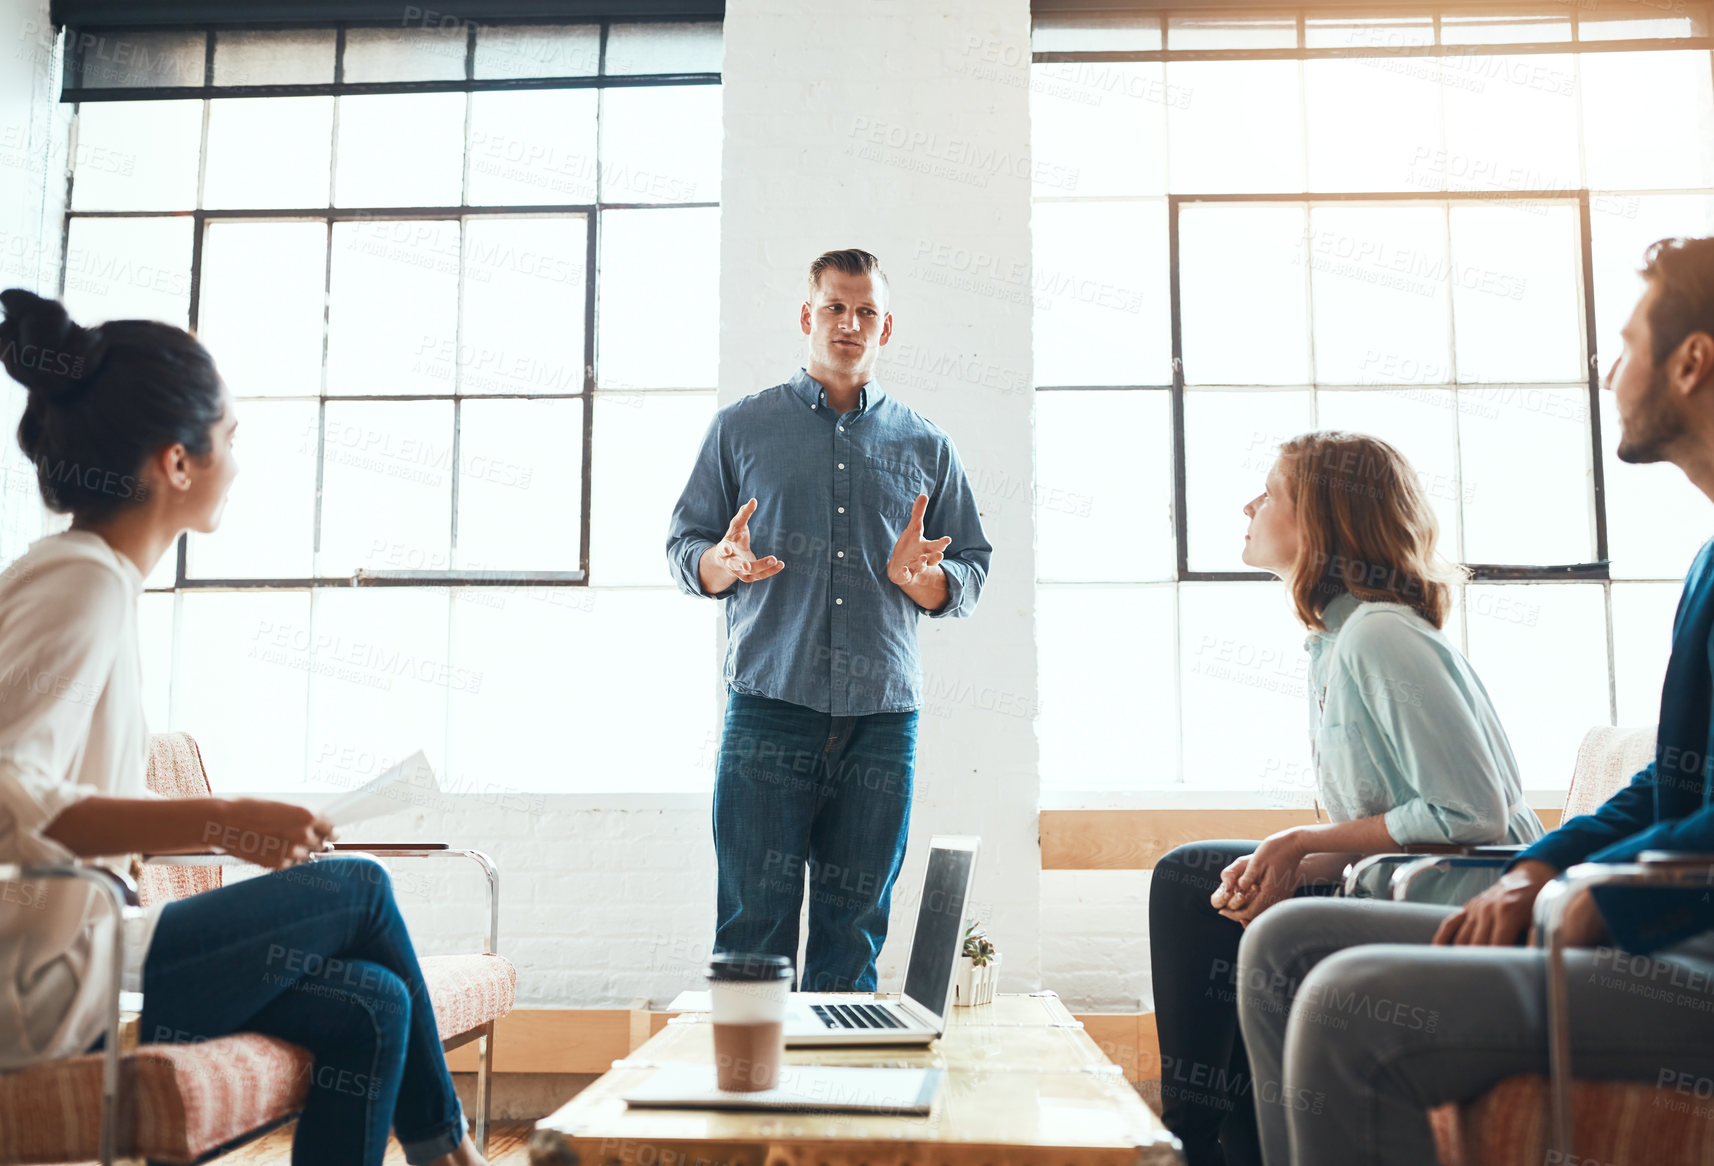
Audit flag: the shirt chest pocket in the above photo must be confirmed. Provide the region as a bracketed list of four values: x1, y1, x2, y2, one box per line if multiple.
[862, 458, 927, 521]
[1315, 719, 1392, 813]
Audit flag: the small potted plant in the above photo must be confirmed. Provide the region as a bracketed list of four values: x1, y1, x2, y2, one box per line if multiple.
[953, 921, 1000, 1006]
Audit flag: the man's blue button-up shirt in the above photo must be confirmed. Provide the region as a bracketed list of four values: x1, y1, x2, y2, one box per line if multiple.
[666, 368, 991, 716]
[1517, 536, 1714, 954]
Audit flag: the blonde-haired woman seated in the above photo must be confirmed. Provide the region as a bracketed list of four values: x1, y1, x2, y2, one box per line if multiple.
[1148, 431, 1543, 1166]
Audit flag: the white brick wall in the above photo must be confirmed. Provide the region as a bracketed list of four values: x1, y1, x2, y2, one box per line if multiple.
[0, 0, 61, 297]
[1040, 871, 1155, 1012]
[0, 0, 68, 562]
[718, 0, 1042, 991]
[329, 815, 1149, 1015]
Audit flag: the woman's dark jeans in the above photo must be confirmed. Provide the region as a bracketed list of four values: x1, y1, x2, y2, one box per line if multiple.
[138, 857, 465, 1166]
[1150, 840, 1337, 1166]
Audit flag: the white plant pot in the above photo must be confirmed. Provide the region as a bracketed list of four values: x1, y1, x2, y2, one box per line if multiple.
[953, 953, 1000, 1006]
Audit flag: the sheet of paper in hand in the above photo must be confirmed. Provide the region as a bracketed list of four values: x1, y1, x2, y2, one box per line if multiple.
[319, 750, 440, 827]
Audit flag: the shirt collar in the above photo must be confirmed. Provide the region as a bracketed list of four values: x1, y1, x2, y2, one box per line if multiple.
[52, 529, 145, 596]
[1304, 589, 1361, 652]
[791, 367, 885, 415]
[1320, 590, 1361, 634]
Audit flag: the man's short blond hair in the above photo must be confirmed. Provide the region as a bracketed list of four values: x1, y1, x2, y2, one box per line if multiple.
[808, 248, 889, 301]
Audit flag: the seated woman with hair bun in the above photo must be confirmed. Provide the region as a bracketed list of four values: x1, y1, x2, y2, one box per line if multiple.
[0, 289, 489, 1166]
[1147, 430, 1544, 1166]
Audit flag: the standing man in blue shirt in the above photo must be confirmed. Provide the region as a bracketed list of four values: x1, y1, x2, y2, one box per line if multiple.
[666, 249, 991, 992]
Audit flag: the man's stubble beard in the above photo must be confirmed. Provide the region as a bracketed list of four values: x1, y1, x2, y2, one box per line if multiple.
[1616, 363, 1681, 466]
[819, 338, 871, 374]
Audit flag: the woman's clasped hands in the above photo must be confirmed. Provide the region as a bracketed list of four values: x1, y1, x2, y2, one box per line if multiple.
[1209, 829, 1312, 927]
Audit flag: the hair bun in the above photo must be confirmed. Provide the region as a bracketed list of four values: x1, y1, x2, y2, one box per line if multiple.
[0, 288, 107, 399]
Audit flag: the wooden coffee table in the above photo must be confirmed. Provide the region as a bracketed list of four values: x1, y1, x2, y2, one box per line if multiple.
[528, 991, 1181, 1165]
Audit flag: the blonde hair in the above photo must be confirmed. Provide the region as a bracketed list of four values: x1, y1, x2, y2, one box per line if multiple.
[807, 248, 888, 300]
[1274, 430, 1466, 631]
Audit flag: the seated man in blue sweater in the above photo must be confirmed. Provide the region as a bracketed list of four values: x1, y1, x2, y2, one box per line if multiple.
[1233, 235, 1714, 1166]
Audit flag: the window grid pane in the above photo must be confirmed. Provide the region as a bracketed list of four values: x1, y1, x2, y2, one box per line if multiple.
[65, 89, 715, 587]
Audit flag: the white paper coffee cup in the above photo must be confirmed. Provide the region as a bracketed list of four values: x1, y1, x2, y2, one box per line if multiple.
[707, 953, 791, 1023]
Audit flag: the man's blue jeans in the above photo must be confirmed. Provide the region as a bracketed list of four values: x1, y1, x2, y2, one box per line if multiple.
[713, 690, 918, 992]
[138, 857, 466, 1166]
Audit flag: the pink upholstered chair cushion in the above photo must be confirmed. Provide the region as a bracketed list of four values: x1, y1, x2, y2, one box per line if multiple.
[421, 953, 517, 1037]
[1564, 725, 1657, 821]
[145, 732, 215, 801]
[139, 732, 223, 907]
[0, 957, 516, 1163]
[1436, 1074, 1714, 1166]
[1429, 1103, 1467, 1166]
[0, 1033, 312, 1164]
[0, 731, 518, 1163]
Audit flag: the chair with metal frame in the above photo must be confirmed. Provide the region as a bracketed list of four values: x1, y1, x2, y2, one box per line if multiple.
[1338, 840, 1516, 900]
[1369, 723, 1688, 1165]
[1421, 852, 1714, 1166]
[1339, 724, 1658, 902]
[0, 862, 135, 1165]
[0, 732, 514, 1166]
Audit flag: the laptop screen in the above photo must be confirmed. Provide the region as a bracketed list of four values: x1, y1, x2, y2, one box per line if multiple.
[901, 843, 976, 1022]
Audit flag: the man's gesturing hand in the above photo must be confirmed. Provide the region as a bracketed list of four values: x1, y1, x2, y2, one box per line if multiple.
[713, 498, 785, 583]
[887, 494, 952, 587]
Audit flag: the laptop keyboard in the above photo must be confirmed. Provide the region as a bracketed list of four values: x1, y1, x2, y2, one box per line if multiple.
[811, 1003, 906, 1030]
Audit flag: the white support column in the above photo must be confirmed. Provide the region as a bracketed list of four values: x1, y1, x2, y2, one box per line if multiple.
[719, 0, 1041, 989]
[0, 0, 68, 559]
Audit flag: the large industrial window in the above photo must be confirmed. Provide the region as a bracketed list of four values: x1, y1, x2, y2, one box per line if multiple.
[1030, 5, 1714, 796]
[27, 17, 724, 794]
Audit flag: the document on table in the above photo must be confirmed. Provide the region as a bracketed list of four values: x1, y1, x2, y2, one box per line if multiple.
[318, 750, 440, 827]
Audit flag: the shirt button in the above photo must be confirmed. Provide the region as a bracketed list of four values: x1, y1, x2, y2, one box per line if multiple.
[836, 598, 844, 605]
[837, 507, 845, 514]
[837, 462, 845, 470]
[838, 426, 845, 432]
[837, 551, 845, 558]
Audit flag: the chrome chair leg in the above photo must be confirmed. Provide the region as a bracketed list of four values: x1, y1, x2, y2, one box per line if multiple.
[474, 1019, 495, 1151]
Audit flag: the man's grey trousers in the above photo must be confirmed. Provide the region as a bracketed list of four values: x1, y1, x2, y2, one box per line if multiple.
[1234, 898, 1714, 1165]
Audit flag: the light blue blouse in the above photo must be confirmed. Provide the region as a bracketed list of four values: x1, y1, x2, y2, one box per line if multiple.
[1308, 592, 1545, 846]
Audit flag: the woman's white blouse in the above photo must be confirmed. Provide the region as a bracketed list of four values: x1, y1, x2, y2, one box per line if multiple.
[0, 530, 155, 1069]
[1309, 591, 1545, 847]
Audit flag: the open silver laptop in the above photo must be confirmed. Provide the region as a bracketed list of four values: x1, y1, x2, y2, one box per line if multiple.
[783, 835, 980, 1047]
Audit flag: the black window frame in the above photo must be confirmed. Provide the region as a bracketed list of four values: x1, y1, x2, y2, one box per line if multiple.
[57, 15, 723, 591]
[1032, 7, 1714, 590]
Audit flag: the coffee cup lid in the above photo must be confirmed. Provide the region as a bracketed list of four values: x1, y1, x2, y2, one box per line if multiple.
[707, 953, 794, 982]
